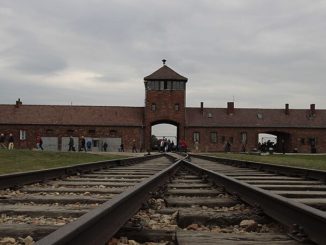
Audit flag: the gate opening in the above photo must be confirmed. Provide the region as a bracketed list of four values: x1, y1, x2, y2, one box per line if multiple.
[258, 133, 277, 153]
[151, 123, 177, 151]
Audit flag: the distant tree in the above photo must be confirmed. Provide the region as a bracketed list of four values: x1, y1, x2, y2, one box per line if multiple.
[151, 135, 159, 150]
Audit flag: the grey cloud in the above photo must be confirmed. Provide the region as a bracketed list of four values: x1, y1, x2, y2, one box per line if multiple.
[0, 0, 325, 109]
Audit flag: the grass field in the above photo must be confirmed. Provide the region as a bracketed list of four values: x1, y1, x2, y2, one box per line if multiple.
[0, 149, 125, 174]
[207, 153, 326, 171]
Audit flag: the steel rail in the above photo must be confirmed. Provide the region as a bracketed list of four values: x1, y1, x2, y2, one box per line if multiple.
[36, 159, 182, 245]
[189, 153, 326, 182]
[0, 154, 163, 189]
[182, 159, 326, 245]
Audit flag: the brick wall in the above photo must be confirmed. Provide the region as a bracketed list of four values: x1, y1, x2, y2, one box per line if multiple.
[144, 90, 186, 150]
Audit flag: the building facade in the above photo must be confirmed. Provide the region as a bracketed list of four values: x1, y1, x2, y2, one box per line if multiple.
[1, 61, 325, 153]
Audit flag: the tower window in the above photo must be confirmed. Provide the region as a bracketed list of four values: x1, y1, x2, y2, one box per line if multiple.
[164, 81, 168, 90]
[167, 81, 172, 89]
[153, 81, 160, 90]
[160, 81, 164, 90]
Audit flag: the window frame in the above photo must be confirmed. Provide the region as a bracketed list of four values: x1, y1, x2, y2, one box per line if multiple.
[210, 132, 217, 143]
[193, 132, 200, 143]
[19, 130, 27, 141]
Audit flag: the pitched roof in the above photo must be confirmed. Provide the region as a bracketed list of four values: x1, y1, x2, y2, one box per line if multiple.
[0, 105, 144, 126]
[186, 107, 326, 128]
[144, 65, 188, 81]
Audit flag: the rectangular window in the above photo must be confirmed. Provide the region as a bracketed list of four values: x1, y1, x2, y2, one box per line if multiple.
[173, 81, 180, 90]
[210, 132, 217, 143]
[160, 81, 164, 90]
[164, 81, 168, 89]
[153, 81, 160, 90]
[193, 132, 200, 142]
[151, 103, 156, 111]
[175, 103, 180, 111]
[19, 130, 26, 140]
[167, 81, 172, 90]
[240, 132, 247, 144]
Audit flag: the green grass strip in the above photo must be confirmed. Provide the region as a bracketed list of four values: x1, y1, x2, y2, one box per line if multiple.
[207, 153, 326, 171]
[0, 149, 125, 174]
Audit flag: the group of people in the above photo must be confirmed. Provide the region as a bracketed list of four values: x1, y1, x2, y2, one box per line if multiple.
[258, 140, 276, 153]
[157, 138, 188, 152]
[68, 136, 92, 152]
[0, 133, 15, 150]
[68, 136, 112, 152]
[159, 138, 175, 152]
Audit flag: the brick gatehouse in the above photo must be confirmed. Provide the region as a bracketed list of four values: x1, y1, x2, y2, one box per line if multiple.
[1, 60, 326, 153]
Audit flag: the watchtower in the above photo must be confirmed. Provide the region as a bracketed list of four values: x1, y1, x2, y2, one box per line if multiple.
[143, 59, 188, 150]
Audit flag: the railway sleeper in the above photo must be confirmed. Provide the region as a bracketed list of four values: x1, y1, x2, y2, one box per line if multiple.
[110, 168, 307, 245]
[0, 224, 57, 241]
[0, 204, 88, 217]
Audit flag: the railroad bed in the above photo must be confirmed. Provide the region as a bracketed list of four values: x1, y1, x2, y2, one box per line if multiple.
[0, 155, 174, 244]
[189, 155, 326, 212]
[0, 153, 325, 244]
[112, 168, 303, 245]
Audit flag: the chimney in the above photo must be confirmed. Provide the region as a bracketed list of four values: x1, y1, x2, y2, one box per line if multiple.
[285, 103, 289, 115]
[227, 102, 234, 115]
[310, 104, 316, 115]
[15, 98, 22, 108]
[200, 102, 204, 114]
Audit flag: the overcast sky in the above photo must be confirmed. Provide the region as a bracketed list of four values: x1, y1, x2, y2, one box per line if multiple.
[1, 0, 326, 111]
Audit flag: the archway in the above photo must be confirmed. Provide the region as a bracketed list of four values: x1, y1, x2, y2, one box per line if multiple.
[258, 131, 291, 153]
[258, 133, 277, 153]
[151, 120, 178, 151]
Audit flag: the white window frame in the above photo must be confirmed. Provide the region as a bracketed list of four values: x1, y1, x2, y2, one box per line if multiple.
[20, 130, 27, 140]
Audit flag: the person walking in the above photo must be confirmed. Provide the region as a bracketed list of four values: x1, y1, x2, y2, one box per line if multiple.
[103, 142, 108, 152]
[79, 136, 86, 152]
[39, 137, 44, 150]
[68, 136, 74, 151]
[132, 139, 137, 153]
[120, 143, 124, 152]
[8, 133, 14, 150]
[0, 133, 6, 149]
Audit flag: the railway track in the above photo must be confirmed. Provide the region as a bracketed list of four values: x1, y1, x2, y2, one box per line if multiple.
[0, 153, 326, 244]
[113, 167, 303, 245]
[0, 154, 176, 244]
[189, 154, 326, 212]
